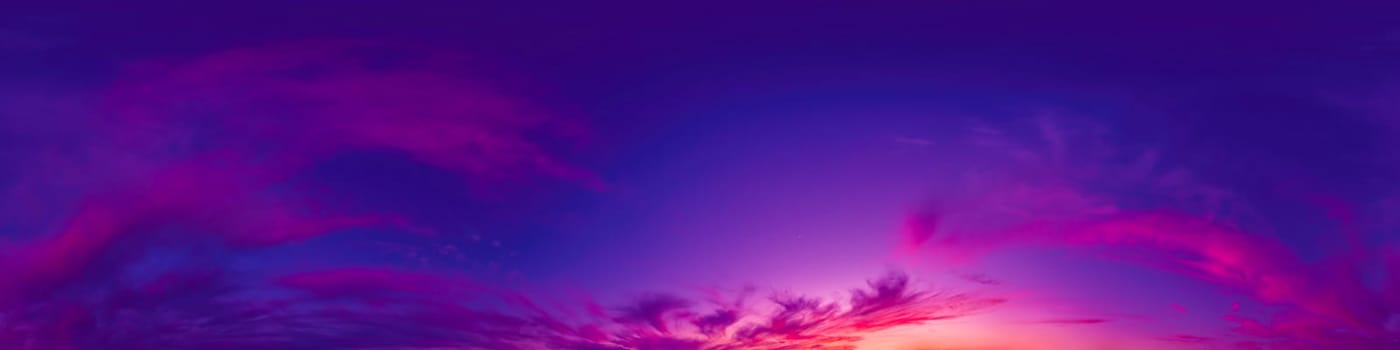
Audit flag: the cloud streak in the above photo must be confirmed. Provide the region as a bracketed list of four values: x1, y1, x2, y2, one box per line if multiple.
[0, 41, 600, 349]
[906, 115, 1400, 348]
[0, 41, 1007, 350]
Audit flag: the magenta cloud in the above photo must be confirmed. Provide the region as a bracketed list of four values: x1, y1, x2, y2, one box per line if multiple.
[904, 117, 1400, 348]
[0, 41, 586, 348]
[0, 41, 1005, 350]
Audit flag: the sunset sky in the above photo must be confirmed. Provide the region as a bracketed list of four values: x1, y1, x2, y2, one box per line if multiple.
[2, 2, 1400, 349]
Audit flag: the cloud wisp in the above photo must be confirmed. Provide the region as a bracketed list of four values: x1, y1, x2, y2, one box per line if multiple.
[903, 116, 1400, 348]
[0, 41, 1006, 350]
[0, 41, 587, 349]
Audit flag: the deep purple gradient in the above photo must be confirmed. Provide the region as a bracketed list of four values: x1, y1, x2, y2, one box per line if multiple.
[3, 2, 1400, 349]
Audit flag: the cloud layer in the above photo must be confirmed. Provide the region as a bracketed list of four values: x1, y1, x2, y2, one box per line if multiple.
[0, 42, 1003, 350]
[904, 115, 1400, 348]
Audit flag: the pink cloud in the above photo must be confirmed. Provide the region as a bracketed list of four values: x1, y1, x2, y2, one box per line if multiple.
[101, 40, 601, 190]
[0, 41, 1010, 349]
[906, 117, 1400, 347]
[1, 265, 1005, 349]
[1029, 318, 1107, 325]
[0, 40, 603, 349]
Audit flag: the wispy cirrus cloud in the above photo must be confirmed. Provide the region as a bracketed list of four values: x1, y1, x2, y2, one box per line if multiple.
[1, 264, 1002, 349]
[903, 114, 1400, 348]
[0, 41, 1008, 350]
[0, 41, 601, 349]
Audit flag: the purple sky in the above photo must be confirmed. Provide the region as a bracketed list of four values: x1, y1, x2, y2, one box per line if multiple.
[2, 2, 1400, 349]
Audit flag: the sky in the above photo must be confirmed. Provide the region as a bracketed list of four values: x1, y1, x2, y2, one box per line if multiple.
[2, 1, 1400, 349]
